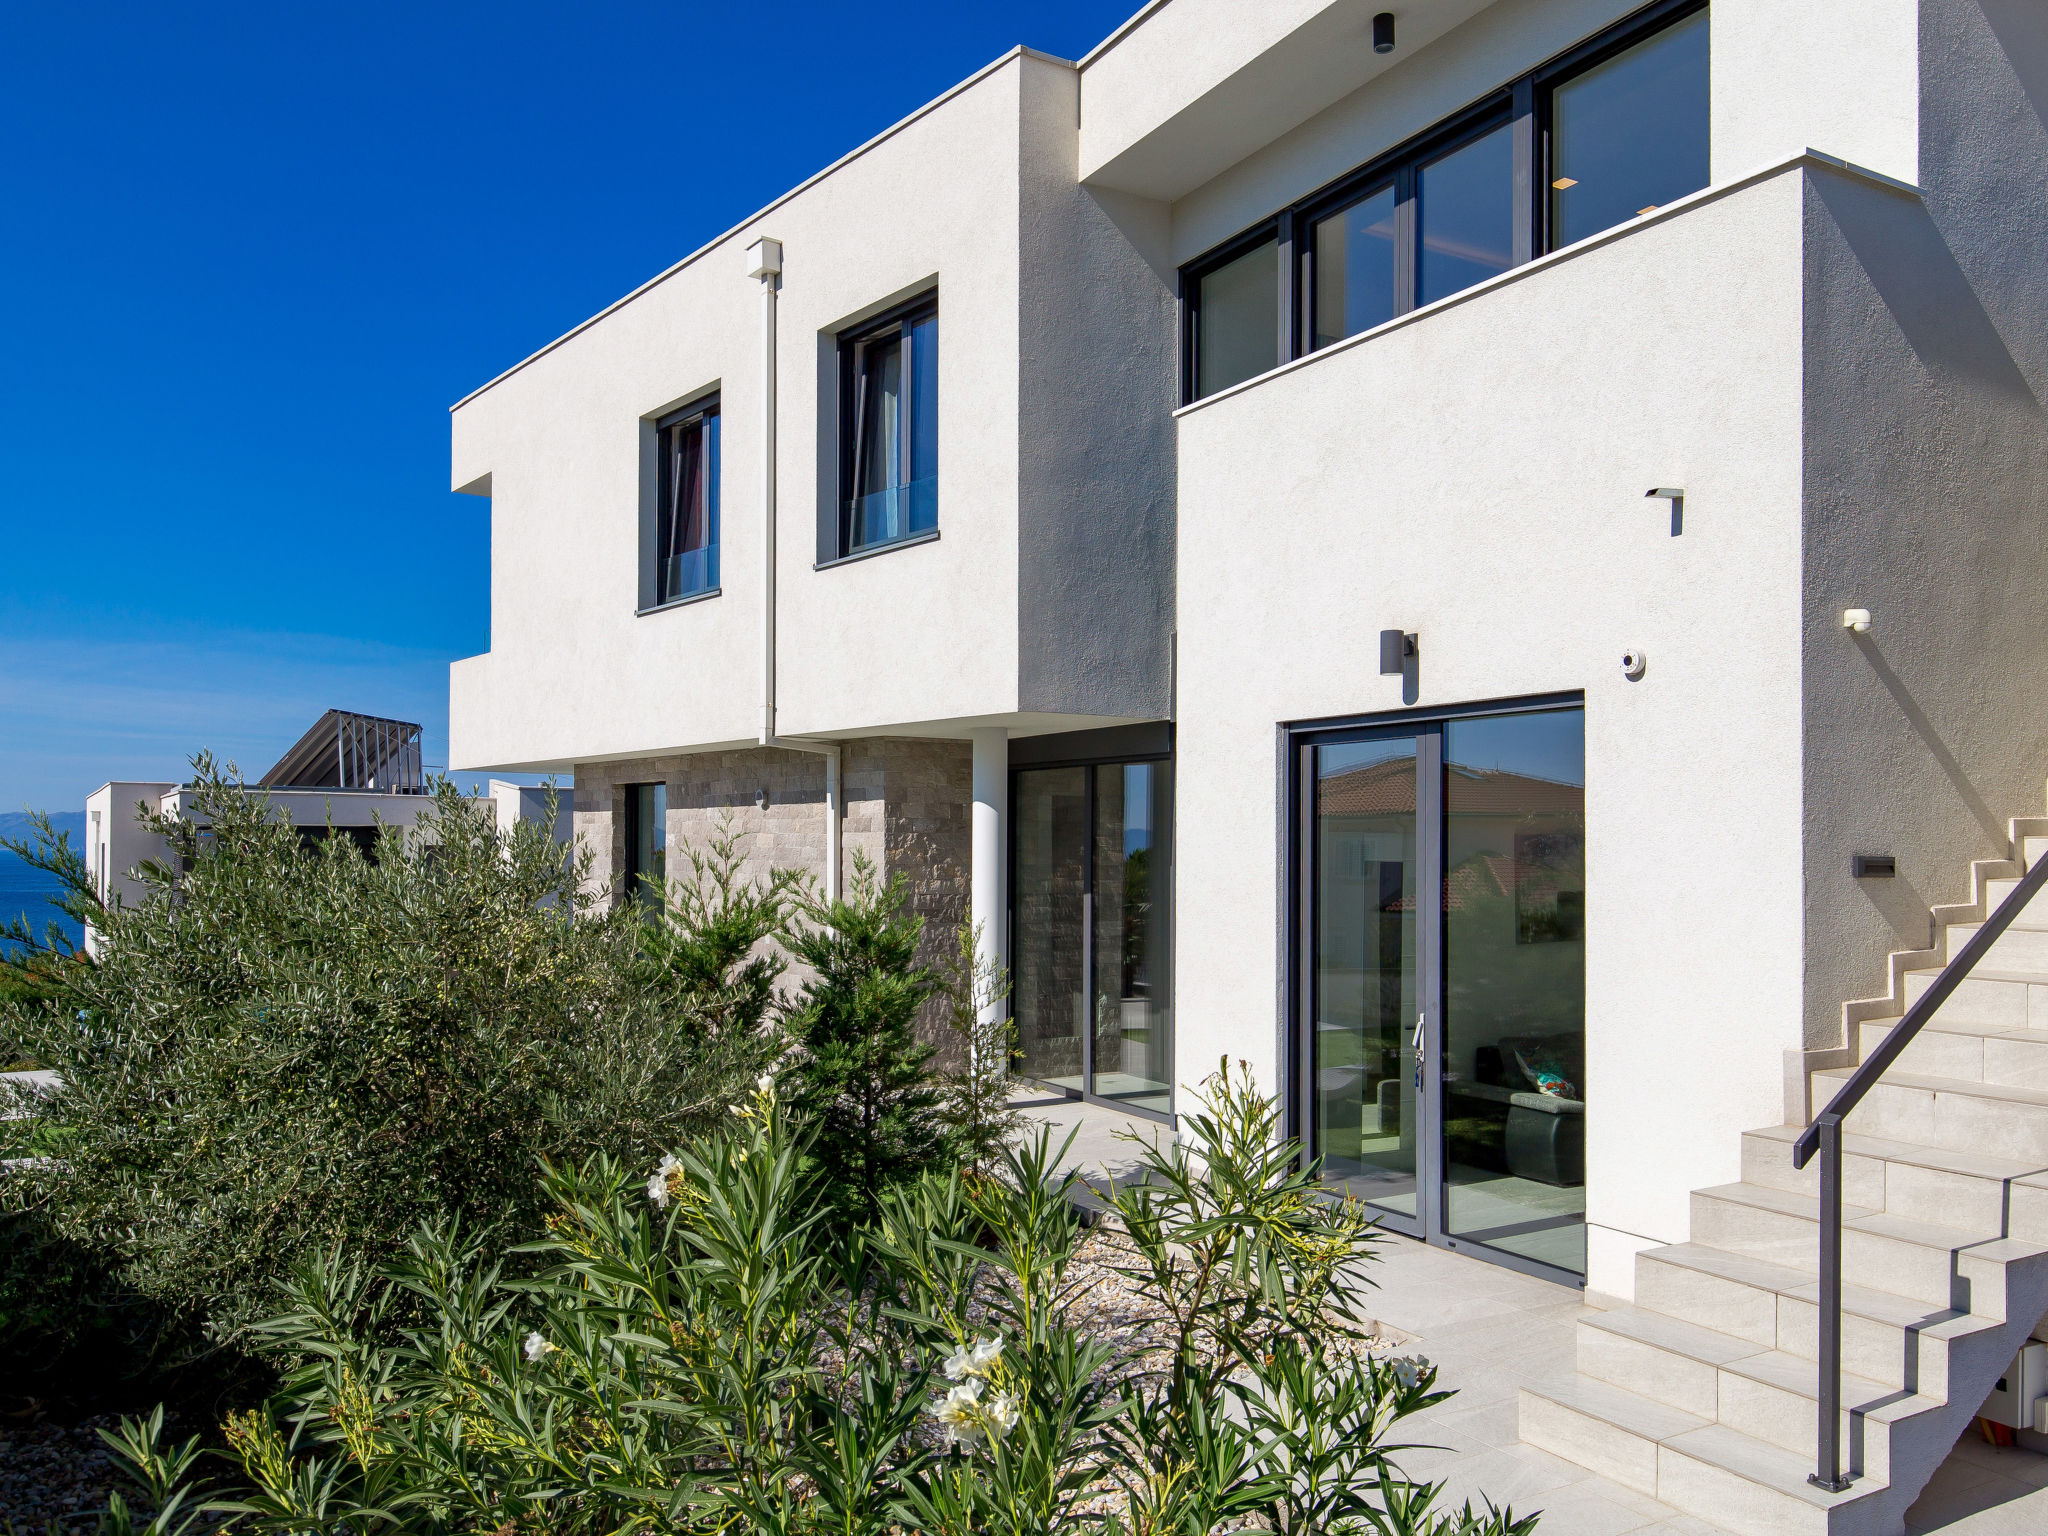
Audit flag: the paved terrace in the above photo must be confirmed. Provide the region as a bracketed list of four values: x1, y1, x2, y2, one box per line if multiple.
[1021, 1096, 2048, 1536]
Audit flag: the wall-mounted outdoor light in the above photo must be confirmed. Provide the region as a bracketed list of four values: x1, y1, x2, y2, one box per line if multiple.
[1645, 486, 1684, 536]
[1379, 628, 1416, 675]
[1621, 649, 1648, 681]
[1373, 12, 1396, 53]
[1843, 608, 1872, 632]
[1852, 853, 1896, 878]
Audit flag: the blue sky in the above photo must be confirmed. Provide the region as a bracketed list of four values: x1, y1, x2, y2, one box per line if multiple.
[0, 0, 1133, 813]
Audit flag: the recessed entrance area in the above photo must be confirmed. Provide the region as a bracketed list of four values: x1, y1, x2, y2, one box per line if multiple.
[1011, 731, 1174, 1121]
[1292, 699, 1585, 1283]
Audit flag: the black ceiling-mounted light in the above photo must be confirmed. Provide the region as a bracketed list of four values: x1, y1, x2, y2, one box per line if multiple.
[1373, 12, 1396, 53]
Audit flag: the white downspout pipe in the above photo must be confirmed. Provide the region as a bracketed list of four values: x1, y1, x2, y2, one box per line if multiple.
[747, 235, 841, 902]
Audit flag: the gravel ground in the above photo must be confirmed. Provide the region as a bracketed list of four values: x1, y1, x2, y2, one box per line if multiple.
[0, 1417, 135, 1533]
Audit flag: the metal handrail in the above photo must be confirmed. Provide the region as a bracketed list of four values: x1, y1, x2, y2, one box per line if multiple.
[1792, 848, 2048, 1491]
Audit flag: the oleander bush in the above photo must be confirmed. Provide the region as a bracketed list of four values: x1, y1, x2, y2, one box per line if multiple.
[98, 1064, 1536, 1536]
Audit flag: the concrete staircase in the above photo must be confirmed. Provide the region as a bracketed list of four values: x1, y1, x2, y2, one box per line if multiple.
[1520, 816, 2048, 1536]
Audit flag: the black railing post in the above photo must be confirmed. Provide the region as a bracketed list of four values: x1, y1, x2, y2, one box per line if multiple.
[1809, 1111, 1852, 1493]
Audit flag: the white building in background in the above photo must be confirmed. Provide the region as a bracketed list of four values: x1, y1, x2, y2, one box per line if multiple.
[84, 711, 570, 935]
[445, 3, 2048, 1526]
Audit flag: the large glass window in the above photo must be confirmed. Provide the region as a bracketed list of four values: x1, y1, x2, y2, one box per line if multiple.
[1417, 123, 1515, 307]
[1193, 237, 1279, 400]
[624, 782, 666, 911]
[1195, 4, 1710, 388]
[654, 401, 719, 603]
[1311, 183, 1398, 349]
[1013, 757, 1174, 1117]
[1549, 8, 1710, 247]
[840, 295, 937, 556]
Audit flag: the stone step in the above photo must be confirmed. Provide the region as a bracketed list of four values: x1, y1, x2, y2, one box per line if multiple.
[1635, 1239, 2000, 1392]
[1520, 1377, 1884, 1535]
[1981, 874, 2048, 925]
[1855, 1014, 2048, 1091]
[1818, 1064, 2048, 1164]
[1740, 1123, 2048, 1240]
[1577, 1306, 1942, 1481]
[1899, 967, 2047, 1030]
[1947, 920, 2048, 976]
[1688, 1180, 2045, 1315]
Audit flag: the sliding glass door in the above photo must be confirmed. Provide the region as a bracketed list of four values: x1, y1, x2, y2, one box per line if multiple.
[1014, 758, 1174, 1119]
[1299, 704, 1585, 1281]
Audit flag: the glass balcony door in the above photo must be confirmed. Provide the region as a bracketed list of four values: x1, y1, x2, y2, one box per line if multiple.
[1013, 759, 1175, 1119]
[1299, 705, 1585, 1282]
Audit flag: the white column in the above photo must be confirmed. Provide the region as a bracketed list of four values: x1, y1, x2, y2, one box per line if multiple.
[970, 727, 1008, 1020]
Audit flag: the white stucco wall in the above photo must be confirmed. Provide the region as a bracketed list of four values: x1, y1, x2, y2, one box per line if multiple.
[1172, 170, 1809, 1295]
[450, 55, 1035, 773]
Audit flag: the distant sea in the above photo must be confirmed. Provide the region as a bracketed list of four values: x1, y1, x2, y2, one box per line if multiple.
[0, 811, 87, 954]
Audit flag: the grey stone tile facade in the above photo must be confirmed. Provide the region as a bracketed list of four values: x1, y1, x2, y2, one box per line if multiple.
[574, 738, 973, 1048]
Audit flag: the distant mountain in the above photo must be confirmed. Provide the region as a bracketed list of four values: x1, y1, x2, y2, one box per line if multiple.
[0, 810, 86, 844]
[0, 811, 84, 847]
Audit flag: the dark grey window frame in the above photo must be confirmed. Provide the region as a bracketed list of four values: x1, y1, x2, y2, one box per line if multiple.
[639, 393, 721, 614]
[1180, 0, 1707, 403]
[1282, 691, 1584, 1289]
[1010, 725, 1177, 1127]
[823, 288, 940, 565]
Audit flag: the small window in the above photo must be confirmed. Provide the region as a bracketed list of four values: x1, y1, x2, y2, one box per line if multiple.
[623, 782, 666, 910]
[838, 294, 938, 557]
[1191, 237, 1279, 400]
[1547, 8, 1710, 248]
[654, 400, 719, 603]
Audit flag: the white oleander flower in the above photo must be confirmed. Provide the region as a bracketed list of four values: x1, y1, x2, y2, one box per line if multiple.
[524, 1331, 553, 1362]
[1388, 1354, 1431, 1391]
[942, 1343, 975, 1382]
[647, 1153, 682, 1209]
[986, 1391, 1020, 1435]
[968, 1334, 1004, 1374]
[930, 1380, 985, 1444]
[756, 1072, 776, 1095]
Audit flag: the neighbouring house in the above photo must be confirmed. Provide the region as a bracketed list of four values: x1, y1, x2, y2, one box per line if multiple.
[444, 2, 2048, 1528]
[84, 710, 571, 946]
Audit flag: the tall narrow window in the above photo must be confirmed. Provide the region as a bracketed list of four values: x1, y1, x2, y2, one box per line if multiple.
[1192, 237, 1279, 399]
[655, 401, 719, 604]
[839, 294, 938, 556]
[1547, 8, 1710, 248]
[623, 782, 666, 911]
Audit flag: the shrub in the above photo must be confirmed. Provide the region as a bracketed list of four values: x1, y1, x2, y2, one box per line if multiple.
[104, 1066, 1538, 1536]
[0, 762, 779, 1384]
[780, 857, 948, 1215]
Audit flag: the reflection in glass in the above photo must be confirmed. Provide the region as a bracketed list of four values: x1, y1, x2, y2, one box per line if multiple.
[848, 309, 938, 552]
[1313, 737, 1420, 1217]
[655, 407, 719, 602]
[1013, 767, 1088, 1091]
[1550, 11, 1709, 247]
[1313, 184, 1398, 348]
[1417, 124, 1514, 307]
[1440, 710, 1586, 1276]
[1196, 238, 1279, 399]
[1092, 763, 1174, 1115]
[625, 782, 667, 911]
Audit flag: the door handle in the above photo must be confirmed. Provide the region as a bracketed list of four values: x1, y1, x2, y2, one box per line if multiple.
[1414, 1012, 1426, 1091]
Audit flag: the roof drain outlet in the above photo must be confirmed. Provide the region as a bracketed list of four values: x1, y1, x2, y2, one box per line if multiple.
[748, 235, 841, 901]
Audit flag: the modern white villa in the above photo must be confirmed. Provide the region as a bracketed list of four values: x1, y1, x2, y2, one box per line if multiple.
[84, 710, 568, 933]
[445, 2, 2048, 1529]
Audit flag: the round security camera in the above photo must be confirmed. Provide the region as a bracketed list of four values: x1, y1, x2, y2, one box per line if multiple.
[1621, 649, 1648, 681]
